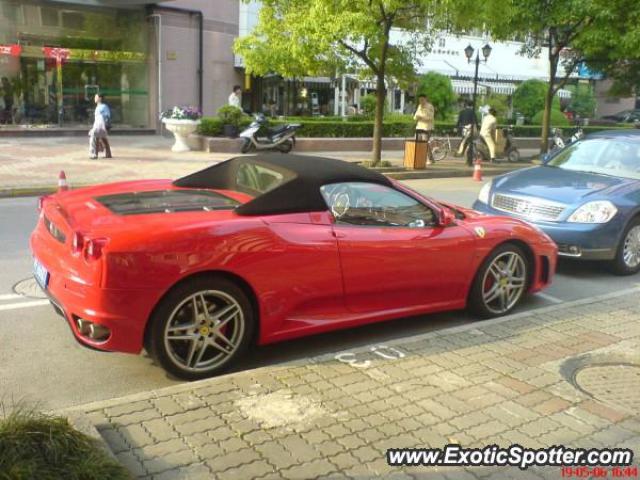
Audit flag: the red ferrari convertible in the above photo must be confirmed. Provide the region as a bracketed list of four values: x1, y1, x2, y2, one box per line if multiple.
[31, 155, 557, 379]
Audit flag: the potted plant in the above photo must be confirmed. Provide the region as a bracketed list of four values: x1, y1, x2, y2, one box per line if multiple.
[217, 105, 243, 138]
[160, 106, 202, 152]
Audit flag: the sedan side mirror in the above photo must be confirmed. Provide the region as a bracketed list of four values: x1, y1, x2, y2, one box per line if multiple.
[439, 208, 456, 227]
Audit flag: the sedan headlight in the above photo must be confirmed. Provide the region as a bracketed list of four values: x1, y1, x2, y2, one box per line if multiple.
[477, 181, 492, 204]
[567, 201, 617, 224]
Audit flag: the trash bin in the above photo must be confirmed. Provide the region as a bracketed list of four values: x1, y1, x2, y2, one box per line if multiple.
[516, 114, 525, 126]
[403, 131, 430, 170]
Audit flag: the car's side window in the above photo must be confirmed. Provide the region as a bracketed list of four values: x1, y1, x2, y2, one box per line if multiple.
[320, 182, 436, 228]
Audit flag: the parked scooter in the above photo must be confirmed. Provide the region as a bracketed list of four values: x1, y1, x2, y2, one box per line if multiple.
[550, 127, 584, 151]
[474, 126, 521, 163]
[239, 114, 301, 154]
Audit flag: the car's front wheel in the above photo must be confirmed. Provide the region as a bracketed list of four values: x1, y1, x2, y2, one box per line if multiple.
[610, 217, 640, 275]
[468, 244, 529, 319]
[147, 276, 255, 380]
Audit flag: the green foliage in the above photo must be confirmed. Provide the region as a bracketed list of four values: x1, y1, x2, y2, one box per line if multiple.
[417, 72, 457, 121]
[359, 95, 378, 118]
[0, 403, 131, 480]
[216, 105, 244, 127]
[512, 80, 547, 121]
[483, 93, 510, 123]
[567, 84, 596, 118]
[532, 109, 570, 127]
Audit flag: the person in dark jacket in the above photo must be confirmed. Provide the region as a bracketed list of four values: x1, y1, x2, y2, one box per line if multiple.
[456, 100, 479, 166]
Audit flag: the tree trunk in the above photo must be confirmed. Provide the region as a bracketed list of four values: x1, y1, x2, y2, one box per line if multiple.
[540, 83, 554, 154]
[372, 71, 385, 166]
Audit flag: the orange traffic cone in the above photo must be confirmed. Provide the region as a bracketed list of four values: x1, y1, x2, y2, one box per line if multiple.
[472, 157, 483, 182]
[58, 170, 68, 192]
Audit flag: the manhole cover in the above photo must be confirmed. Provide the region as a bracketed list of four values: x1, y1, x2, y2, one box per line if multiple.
[13, 278, 47, 299]
[575, 364, 640, 414]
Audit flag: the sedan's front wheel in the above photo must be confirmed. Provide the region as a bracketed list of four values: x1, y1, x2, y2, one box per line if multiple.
[468, 244, 529, 319]
[147, 277, 255, 380]
[610, 218, 640, 275]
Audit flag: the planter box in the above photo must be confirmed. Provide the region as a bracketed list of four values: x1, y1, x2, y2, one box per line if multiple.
[162, 118, 201, 152]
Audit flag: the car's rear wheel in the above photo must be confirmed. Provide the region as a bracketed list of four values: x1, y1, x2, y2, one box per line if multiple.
[468, 244, 529, 319]
[148, 277, 255, 380]
[610, 218, 640, 275]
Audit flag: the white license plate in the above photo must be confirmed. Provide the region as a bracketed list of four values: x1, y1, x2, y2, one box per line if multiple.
[33, 258, 49, 290]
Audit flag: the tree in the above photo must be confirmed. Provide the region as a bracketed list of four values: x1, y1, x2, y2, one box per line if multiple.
[511, 80, 547, 121]
[567, 83, 596, 118]
[234, 0, 448, 165]
[482, 0, 596, 152]
[417, 72, 456, 121]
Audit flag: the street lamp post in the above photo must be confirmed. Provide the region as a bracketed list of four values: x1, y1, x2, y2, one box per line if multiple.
[464, 43, 492, 163]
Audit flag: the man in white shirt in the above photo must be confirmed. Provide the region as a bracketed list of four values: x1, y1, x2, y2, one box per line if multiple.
[480, 107, 498, 163]
[228, 85, 242, 109]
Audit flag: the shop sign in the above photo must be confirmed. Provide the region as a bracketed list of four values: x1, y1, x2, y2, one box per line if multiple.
[0, 44, 21, 57]
[43, 47, 71, 62]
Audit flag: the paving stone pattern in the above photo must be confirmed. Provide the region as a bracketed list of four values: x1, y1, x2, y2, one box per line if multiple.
[82, 291, 640, 479]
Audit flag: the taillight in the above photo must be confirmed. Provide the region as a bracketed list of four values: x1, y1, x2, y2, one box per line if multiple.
[83, 238, 108, 261]
[37, 196, 48, 212]
[71, 232, 85, 254]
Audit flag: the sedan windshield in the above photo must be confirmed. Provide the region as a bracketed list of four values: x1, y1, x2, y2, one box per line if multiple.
[547, 138, 640, 180]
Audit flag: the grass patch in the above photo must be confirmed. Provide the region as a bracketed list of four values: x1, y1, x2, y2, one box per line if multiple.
[0, 403, 131, 480]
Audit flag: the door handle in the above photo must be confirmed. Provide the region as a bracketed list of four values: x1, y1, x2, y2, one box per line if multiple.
[332, 230, 346, 238]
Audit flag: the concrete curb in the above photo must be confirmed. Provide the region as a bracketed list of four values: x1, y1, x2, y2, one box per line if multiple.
[60, 285, 640, 416]
[66, 411, 118, 461]
[0, 164, 532, 199]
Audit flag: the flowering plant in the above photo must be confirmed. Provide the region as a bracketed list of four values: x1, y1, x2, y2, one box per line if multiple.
[160, 105, 202, 121]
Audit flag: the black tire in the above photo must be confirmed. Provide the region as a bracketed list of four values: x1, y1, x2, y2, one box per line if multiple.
[507, 147, 521, 163]
[468, 244, 529, 319]
[609, 217, 640, 275]
[278, 139, 293, 153]
[147, 276, 255, 380]
[240, 138, 253, 154]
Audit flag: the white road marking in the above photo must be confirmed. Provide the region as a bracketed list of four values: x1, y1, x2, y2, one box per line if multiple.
[0, 300, 50, 311]
[535, 292, 564, 304]
[0, 294, 22, 301]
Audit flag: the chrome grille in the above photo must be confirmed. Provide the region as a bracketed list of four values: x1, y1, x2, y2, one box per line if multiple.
[492, 194, 565, 221]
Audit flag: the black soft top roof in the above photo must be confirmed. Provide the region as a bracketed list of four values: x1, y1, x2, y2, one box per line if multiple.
[173, 154, 393, 216]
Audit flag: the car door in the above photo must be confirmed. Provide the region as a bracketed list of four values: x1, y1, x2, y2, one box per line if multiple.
[321, 182, 476, 314]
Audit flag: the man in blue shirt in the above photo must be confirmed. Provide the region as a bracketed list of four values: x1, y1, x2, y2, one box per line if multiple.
[89, 93, 112, 159]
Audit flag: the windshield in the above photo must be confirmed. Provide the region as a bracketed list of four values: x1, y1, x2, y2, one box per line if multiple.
[547, 138, 640, 180]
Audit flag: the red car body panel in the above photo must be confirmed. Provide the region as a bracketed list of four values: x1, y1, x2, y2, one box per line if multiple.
[30, 175, 557, 356]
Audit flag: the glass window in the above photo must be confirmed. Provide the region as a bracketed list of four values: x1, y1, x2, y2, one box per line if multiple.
[547, 139, 640, 180]
[236, 162, 287, 194]
[320, 182, 436, 228]
[41, 7, 59, 27]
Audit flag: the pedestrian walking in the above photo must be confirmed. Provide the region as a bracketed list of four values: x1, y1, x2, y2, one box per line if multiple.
[228, 85, 242, 109]
[480, 107, 498, 163]
[413, 94, 435, 164]
[456, 100, 478, 166]
[89, 93, 112, 159]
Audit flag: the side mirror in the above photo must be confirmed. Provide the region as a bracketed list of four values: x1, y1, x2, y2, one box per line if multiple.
[541, 152, 551, 163]
[439, 208, 456, 227]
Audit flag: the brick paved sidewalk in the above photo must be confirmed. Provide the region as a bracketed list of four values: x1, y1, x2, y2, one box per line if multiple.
[69, 288, 640, 480]
[0, 135, 535, 195]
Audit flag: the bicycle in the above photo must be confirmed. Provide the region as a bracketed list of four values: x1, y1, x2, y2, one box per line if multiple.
[428, 130, 456, 162]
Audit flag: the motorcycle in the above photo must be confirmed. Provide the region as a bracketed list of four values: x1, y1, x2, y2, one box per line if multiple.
[239, 114, 301, 154]
[474, 126, 521, 163]
[550, 127, 584, 151]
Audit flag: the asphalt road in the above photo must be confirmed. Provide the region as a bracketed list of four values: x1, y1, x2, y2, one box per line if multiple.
[1, 178, 638, 410]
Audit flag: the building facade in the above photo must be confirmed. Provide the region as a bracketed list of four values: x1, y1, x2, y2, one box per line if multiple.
[0, 0, 243, 129]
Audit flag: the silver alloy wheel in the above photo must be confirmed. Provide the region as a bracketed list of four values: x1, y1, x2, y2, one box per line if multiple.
[623, 225, 640, 268]
[481, 251, 527, 315]
[163, 290, 244, 373]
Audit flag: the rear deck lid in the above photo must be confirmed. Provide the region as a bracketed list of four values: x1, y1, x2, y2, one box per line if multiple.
[95, 189, 240, 216]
